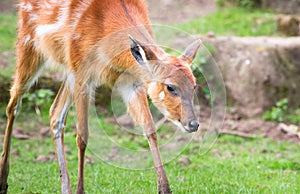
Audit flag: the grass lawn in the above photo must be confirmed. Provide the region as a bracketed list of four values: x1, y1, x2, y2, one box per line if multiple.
[0, 13, 17, 53]
[0, 104, 299, 193]
[174, 8, 277, 36]
[5, 124, 300, 193]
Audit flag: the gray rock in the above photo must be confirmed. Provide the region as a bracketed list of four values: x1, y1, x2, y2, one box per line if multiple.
[202, 36, 300, 117]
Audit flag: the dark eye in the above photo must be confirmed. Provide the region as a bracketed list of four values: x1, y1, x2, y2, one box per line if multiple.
[166, 84, 178, 96]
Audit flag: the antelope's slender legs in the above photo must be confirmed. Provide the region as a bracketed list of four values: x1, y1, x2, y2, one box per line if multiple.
[0, 43, 42, 193]
[49, 80, 73, 194]
[125, 87, 171, 194]
[0, 92, 22, 194]
[74, 80, 90, 194]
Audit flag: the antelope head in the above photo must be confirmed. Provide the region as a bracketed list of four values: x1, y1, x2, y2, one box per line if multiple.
[130, 36, 201, 133]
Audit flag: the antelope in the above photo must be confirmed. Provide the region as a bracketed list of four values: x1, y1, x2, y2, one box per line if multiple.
[0, 0, 201, 193]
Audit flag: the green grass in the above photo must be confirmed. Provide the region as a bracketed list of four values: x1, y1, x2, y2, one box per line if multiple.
[0, 104, 299, 193]
[6, 126, 300, 193]
[174, 8, 277, 36]
[0, 13, 17, 52]
[0, 13, 17, 79]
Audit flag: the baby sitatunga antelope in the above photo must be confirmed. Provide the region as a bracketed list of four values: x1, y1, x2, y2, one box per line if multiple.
[0, 0, 201, 193]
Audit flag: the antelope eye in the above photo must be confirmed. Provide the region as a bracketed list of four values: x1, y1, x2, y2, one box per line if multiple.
[166, 84, 179, 96]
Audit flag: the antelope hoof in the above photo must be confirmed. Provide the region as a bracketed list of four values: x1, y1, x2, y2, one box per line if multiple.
[158, 184, 172, 194]
[0, 183, 8, 194]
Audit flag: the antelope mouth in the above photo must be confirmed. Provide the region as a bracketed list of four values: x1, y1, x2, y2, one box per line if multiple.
[171, 120, 194, 133]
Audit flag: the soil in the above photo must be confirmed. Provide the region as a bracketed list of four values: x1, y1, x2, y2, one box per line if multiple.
[148, 0, 216, 23]
[199, 107, 300, 144]
[0, 0, 17, 13]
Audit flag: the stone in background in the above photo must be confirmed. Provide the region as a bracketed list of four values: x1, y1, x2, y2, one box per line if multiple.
[202, 36, 300, 117]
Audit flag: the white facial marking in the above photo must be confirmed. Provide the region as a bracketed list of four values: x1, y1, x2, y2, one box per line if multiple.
[161, 108, 170, 117]
[171, 120, 189, 133]
[159, 91, 165, 100]
[147, 82, 156, 95]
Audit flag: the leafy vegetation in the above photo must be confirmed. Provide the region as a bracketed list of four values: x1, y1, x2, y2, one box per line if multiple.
[263, 98, 288, 122]
[263, 98, 300, 124]
[22, 89, 55, 116]
[174, 8, 277, 36]
[216, 0, 261, 9]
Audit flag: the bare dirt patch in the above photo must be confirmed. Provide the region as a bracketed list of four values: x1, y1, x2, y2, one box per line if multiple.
[148, 0, 216, 23]
[0, 51, 13, 69]
[200, 107, 300, 144]
[0, 0, 17, 13]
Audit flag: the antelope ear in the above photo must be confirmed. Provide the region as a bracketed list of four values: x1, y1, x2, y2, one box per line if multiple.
[129, 35, 158, 66]
[180, 39, 202, 65]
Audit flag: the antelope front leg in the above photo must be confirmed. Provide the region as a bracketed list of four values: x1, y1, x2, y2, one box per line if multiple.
[144, 125, 172, 194]
[74, 80, 90, 194]
[49, 81, 72, 194]
[125, 87, 171, 194]
[0, 92, 22, 193]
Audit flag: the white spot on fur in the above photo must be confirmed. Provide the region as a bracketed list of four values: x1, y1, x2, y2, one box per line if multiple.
[29, 13, 38, 23]
[35, 5, 68, 37]
[23, 65, 46, 90]
[33, 41, 38, 48]
[24, 35, 31, 45]
[159, 91, 165, 100]
[14, 98, 22, 116]
[53, 100, 71, 138]
[117, 74, 140, 104]
[66, 72, 75, 93]
[36, 22, 62, 37]
[19, 2, 33, 12]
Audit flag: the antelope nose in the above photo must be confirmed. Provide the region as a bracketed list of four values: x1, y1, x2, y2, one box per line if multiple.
[188, 120, 199, 132]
